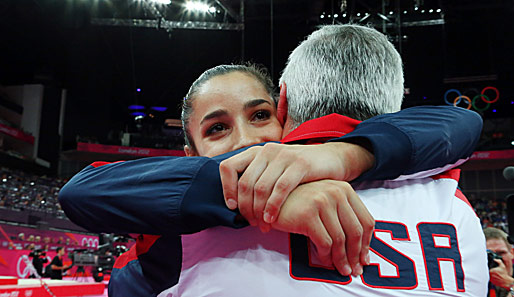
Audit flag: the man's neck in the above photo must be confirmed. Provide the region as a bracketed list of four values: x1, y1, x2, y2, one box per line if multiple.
[281, 117, 296, 138]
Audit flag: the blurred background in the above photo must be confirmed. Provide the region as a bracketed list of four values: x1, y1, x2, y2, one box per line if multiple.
[0, 0, 513, 285]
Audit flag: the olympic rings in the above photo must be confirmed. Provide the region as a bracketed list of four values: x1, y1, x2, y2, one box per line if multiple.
[444, 89, 462, 105]
[472, 94, 491, 112]
[453, 95, 471, 110]
[481, 86, 499, 103]
[445, 86, 499, 112]
[82, 237, 99, 248]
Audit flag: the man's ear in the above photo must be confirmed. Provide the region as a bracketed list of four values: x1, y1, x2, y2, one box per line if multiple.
[184, 145, 197, 157]
[277, 82, 288, 126]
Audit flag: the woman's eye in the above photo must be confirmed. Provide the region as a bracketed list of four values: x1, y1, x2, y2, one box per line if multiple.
[206, 123, 226, 135]
[253, 110, 271, 121]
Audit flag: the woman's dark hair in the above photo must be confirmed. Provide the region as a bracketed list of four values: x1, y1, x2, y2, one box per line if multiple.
[181, 63, 276, 153]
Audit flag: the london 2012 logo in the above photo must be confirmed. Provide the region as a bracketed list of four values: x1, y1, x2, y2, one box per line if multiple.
[16, 255, 32, 278]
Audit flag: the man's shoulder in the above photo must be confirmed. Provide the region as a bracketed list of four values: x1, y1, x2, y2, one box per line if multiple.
[282, 114, 361, 144]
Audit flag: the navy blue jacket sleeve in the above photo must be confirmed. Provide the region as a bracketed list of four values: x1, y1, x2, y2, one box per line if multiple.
[329, 106, 482, 181]
[59, 155, 248, 235]
[59, 106, 482, 235]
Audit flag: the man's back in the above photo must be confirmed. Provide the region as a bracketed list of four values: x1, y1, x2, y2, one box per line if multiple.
[161, 171, 487, 297]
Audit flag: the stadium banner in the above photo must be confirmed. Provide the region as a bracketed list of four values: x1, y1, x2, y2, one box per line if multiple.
[77, 142, 186, 157]
[470, 149, 514, 160]
[0, 123, 35, 144]
[0, 249, 79, 278]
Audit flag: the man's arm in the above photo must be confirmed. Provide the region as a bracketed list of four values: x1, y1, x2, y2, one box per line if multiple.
[334, 105, 482, 181]
[489, 259, 514, 292]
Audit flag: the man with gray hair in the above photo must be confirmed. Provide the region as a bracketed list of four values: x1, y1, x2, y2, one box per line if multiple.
[209, 23, 488, 296]
[281, 25, 403, 126]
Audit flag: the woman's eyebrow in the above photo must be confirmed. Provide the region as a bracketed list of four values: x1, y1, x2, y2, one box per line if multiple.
[243, 99, 272, 110]
[200, 109, 228, 125]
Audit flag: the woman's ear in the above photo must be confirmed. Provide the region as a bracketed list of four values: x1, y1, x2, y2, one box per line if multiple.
[184, 145, 197, 157]
[277, 83, 288, 126]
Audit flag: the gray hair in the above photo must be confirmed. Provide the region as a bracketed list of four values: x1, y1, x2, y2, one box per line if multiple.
[181, 63, 276, 153]
[279, 24, 404, 128]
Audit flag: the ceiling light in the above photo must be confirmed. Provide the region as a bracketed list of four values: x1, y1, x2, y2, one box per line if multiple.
[185, 1, 211, 13]
[150, 0, 171, 4]
[377, 13, 390, 21]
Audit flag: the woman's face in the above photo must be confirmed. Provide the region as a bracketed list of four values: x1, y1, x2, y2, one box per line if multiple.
[185, 72, 283, 157]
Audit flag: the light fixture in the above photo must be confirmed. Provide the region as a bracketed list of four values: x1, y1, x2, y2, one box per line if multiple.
[359, 14, 371, 22]
[184, 1, 214, 13]
[356, 12, 361, 16]
[150, 0, 171, 4]
[429, 9, 434, 13]
[436, 8, 441, 12]
[377, 13, 390, 21]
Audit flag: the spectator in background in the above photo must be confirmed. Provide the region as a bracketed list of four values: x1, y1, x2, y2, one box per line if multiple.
[469, 196, 509, 232]
[484, 227, 514, 297]
[0, 166, 66, 217]
[35, 235, 41, 243]
[49, 246, 70, 280]
[18, 233, 24, 241]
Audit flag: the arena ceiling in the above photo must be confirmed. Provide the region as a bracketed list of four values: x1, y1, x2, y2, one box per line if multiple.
[0, 0, 513, 149]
